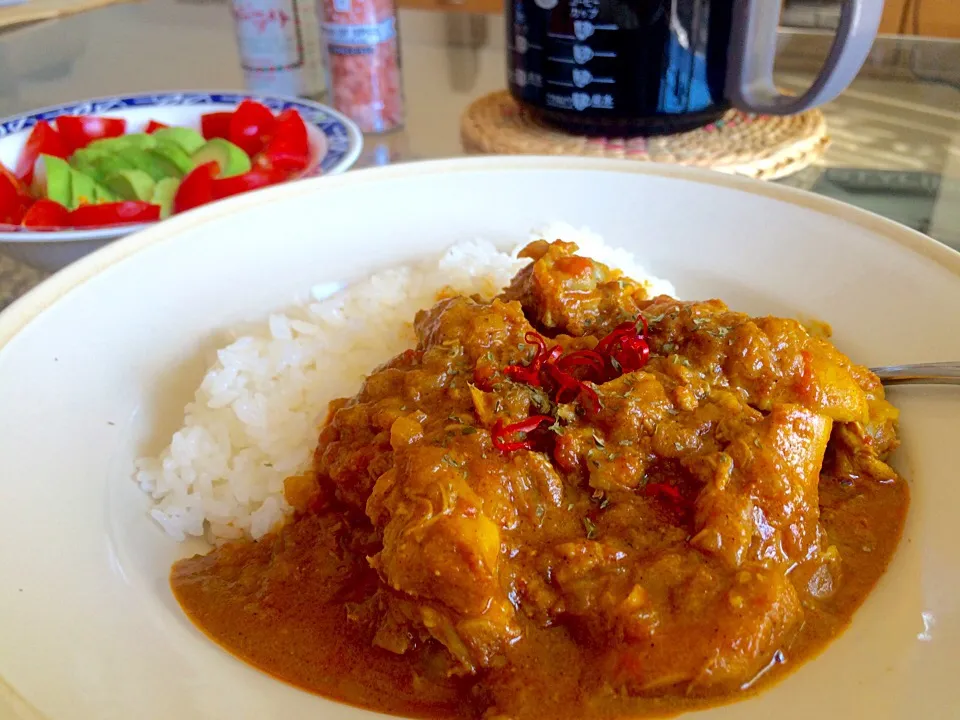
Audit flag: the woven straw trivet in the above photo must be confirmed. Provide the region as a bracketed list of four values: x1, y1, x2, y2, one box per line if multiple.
[461, 90, 830, 181]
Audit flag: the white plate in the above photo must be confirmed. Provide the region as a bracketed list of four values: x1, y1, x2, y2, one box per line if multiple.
[0, 157, 958, 720]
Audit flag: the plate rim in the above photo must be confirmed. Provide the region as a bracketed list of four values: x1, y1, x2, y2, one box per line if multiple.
[0, 89, 364, 244]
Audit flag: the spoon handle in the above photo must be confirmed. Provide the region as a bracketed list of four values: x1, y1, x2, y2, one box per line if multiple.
[871, 362, 960, 386]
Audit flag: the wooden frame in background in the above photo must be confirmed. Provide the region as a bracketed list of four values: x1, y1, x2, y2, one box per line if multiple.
[879, 0, 960, 38]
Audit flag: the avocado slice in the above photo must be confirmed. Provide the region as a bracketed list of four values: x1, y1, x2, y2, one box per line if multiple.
[191, 138, 251, 178]
[70, 169, 98, 209]
[69, 150, 100, 177]
[145, 150, 184, 179]
[70, 150, 125, 185]
[83, 138, 120, 155]
[93, 182, 117, 203]
[87, 133, 157, 154]
[150, 139, 193, 175]
[69, 167, 116, 206]
[70, 146, 107, 163]
[91, 153, 137, 180]
[104, 169, 155, 202]
[69, 148, 117, 183]
[35, 155, 73, 206]
[116, 148, 177, 182]
[151, 177, 180, 219]
[151, 127, 205, 155]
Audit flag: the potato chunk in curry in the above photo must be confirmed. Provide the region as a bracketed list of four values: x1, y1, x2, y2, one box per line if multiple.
[172, 241, 908, 720]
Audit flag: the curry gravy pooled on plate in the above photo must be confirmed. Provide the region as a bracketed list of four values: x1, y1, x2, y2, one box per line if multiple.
[171, 240, 908, 719]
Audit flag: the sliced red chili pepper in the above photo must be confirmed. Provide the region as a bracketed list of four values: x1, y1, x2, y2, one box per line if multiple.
[503, 364, 540, 386]
[173, 161, 218, 214]
[15, 121, 68, 184]
[144, 120, 170, 134]
[66, 201, 160, 228]
[636, 314, 649, 337]
[544, 345, 563, 365]
[210, 167, 285, 200]
[556, 349, 607, 381]
[200, 111, 233, 140]
[613, 336, 651, 373]
[595, 321, 638, 356]
[578, 383, 601, 414]
[21, 198, 69, 228]
[545, 362, 583, 405]
[55, 115, 126, 153]
[499, 317, 649, 412]
[255, 108, 310, 174]
[543, 346, 602, 412]
[596, 317, 651, 375]
[0, 172, 29, 225]
[228, 100, 277, 156]
[492, 415, 553, 453]
[525, 331, 547, 357]
[504, 332, 550, 387]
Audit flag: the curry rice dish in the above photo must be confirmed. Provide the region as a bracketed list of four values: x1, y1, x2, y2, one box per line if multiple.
[171, 240, 908, 719]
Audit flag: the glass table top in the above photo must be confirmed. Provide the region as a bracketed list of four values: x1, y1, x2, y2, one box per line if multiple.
[1, 0, 958, 306]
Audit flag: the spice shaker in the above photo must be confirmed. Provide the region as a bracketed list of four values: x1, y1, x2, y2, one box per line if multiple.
[231, 0, 327, 100]
[320, 0, 404, 134]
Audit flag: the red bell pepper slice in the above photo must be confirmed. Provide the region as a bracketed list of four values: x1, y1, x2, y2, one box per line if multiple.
[21, 199, 69, 228]
[67, 201, 160, 228]
[210, 167, 284, 200]
[255, 108, 310, 175]
[253, 151, 305, 178]
[273, 109, 308, 149]
[15, 121, 68, 184]
[200, 111, 233, 141]
[145, 120, 170, 134]
[0, 172, 29, 225]
[228, 99, 277, 156]
[1, 161, 33, 205]
[0, 161, 21, 189]
[56, 115, 127, 153]
[253, 150, 306, 178]
[173, 161, 218, 214]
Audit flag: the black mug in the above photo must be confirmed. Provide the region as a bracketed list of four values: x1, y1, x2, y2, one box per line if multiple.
[507, 0, 883, 136]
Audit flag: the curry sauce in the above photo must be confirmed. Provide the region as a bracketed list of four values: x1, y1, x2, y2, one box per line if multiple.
[172, 240, 909, 719]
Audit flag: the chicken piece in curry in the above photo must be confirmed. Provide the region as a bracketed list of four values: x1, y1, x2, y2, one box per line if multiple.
[172, 240, 908, 719]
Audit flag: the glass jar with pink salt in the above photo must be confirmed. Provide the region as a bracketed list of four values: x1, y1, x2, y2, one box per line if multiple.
[320, 0, 405, 134]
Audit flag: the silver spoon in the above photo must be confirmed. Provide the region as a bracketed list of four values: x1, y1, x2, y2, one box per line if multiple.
[871, 362, 960, 386]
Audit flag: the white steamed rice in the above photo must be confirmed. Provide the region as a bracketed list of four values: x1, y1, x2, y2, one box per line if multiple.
[134, 225, 675, 543]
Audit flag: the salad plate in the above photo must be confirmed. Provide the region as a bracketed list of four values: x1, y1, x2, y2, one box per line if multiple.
[0, 91, 363, 270]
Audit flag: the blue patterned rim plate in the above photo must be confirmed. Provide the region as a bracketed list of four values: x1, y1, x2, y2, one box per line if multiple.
[0, 90, 364, 248]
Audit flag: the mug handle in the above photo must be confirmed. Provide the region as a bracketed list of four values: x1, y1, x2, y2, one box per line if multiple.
[726, 0, 883, 114]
